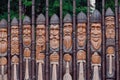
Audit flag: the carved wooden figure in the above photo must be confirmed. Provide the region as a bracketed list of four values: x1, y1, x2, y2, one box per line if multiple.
[0, 19, 7, 56]
[0, 57, 7, 80]
[63, 14, 72, 52]
[91, 52, 101, 80]
[11, 56, 19, 80]
[77, 12, 87, 49]
[23, 16, 31, 80]
[11, 17, 19, 55]
[50, 14, 59, 52]
[50, 52, 59, 80]
[63, 54, 72, 80]
[77, 50, 86, 80]
[0, 19, 7, 80]
[36, 14, 46, 54]
[90, 10, 102, 52]
[36, 53, 45, 80]
[105, 8, 115, 77]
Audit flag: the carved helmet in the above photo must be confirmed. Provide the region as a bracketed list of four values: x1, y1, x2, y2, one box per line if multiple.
[36, 13, 45, 25]
[105, 7, 114, 17]
[11, 17, 18, 26]
[23, 16, 31, 25]
[77, 12, 87, 23]
[90, 9, 101, 23]
[63, 13, 72, 23]
[50, 14, 59, 24]
[0, 19, 7, 28]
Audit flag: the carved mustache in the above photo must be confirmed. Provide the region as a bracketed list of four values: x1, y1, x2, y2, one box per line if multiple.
[91, 34, 101, 38]
[50, 35, 59, 40]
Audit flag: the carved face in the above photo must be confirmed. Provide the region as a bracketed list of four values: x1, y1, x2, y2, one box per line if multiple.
[11, 26, 19, 55]
[77, 23, 86, 47]
[23, 25, 31, 47]
[0, 28, 7, 54]
[63, 23, 72, 51]
[105, 16, 115, 39]
[36, 25, 46, 53]
[91, 23, 101, 50]
[50, 24, 59, 49]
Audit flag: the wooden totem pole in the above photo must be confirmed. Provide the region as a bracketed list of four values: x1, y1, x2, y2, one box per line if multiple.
[11, 17, 19, 80]
[50, 14, 60, 80]
[90, 10, 102, 80]
[105, 8, 115, 78]
[63, 14, 72, 80]
[0, 19, 8, 80]
[36, 13, 46, 80]
[77, 12, 87, 80]
[23, 16, 32, 80]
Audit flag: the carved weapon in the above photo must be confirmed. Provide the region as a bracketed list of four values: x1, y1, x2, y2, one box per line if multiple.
[63, 54, 72, 80]
[0, 57, 7, 80]
[11, 56, 19, 80]
[77, 50, 86, 80]
[50, 52, 59, 80]
[24, 48, 31, 80]
[106, 47, 114, 75]
[91, 52, 101, 80]
[36, 53, 45, 80]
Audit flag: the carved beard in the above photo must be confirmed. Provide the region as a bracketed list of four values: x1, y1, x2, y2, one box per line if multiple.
[91, 34, 101, 50]
[77, 33, 86, 47]
[36, 36, 45, 52]
[0, 40, 7, 54]
[64, 34, 72, 51]
[50, 36, 59, 50]
[23, 35, 31, 47]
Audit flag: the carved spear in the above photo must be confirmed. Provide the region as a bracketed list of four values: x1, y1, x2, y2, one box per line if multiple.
[36, 53, 45, 80]
[0, 57, 7, 80]
[91, 52, 101, 80]
[24, 48, 31, 80]
[50, 52, 59, 80]
[77, 50, 86, 80]
[11, 56, 19, 80]
[63, 54, 72, 80]
[106, 46, 114, 75]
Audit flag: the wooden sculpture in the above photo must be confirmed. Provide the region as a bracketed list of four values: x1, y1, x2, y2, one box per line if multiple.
[63, 14, 72, 52]
[0, 19, 7, 56]
[77, 12, 87, 49]
[50, 14, 59, 52]
[90, 10, 102, 51]
[23, 16, 31, 80]
[36, 14, 46, 53]
[36, 53, 45, 80]
[91, 52, 101, 80]
[0, 57, 7, 80]
[77, 50, 86, 80]
[50, 52, 59, 80]
[11, 56, 19, 80]
[63, 54, 72, 80]
[105, 8, 115, 77]
[11, 17, 19, 55]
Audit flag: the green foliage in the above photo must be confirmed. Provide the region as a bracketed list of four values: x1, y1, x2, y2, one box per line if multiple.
[0, 0, 118, 20]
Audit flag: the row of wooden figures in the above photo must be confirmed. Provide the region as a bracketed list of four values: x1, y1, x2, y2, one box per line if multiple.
[0, 7, 116, 80]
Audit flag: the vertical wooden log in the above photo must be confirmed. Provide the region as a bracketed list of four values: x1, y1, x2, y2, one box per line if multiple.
[102, 0, 105, 79]
[87, 0, 90, 80]
[19, 0, 23, 80]
[59, 0, 63, 80]
[73, 0, 76, 80]
[45, 0, 49, 80]
[115, 0, 119, 80]
[7, 0, 11, 80]
[32, 0, 35, 79]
